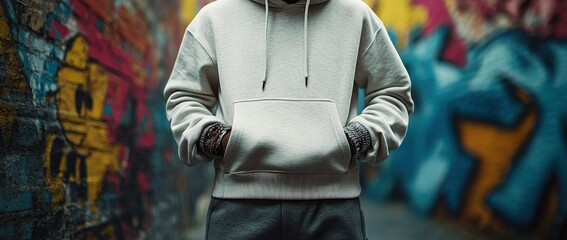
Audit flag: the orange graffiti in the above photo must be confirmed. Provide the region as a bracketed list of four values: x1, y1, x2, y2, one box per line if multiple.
[456, 86, 539, 232]
[117, 7, 150, 55]
[84, 222, 118, 240]
[534, 182, 559, 236]
[0, 103, 17, 147]
[83, 0, 113, 22]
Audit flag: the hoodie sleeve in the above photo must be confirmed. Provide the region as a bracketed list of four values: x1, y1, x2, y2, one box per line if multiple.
[164, 28, 221, 166]
[351, 22, 414, 165]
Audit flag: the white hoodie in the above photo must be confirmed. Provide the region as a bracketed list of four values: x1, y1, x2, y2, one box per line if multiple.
[164, 0, 413, 199]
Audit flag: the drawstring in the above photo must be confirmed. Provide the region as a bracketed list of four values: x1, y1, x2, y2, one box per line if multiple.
[262, 0, 269, 90]
[304, 0, 310, 87]
[262, 0, 311, 91]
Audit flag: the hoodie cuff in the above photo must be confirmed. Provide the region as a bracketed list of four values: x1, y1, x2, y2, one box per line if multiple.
[344, 122, 371, 160]
[198, 122, 232, 158]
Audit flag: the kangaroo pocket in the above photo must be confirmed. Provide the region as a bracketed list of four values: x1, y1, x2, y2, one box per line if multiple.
[222, 99, 351, 174]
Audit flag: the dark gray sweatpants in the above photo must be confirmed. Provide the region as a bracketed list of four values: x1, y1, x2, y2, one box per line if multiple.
[206, 197, 367, 240]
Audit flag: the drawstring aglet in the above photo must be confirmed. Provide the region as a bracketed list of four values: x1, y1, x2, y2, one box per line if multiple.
[262, 80, 267, 91]
[305, 76, 308, 87]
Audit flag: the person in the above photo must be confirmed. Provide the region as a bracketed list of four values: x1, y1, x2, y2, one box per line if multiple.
[164, 0, 413, 238]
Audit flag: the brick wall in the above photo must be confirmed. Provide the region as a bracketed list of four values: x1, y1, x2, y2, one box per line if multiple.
[0, 0, 200, 238]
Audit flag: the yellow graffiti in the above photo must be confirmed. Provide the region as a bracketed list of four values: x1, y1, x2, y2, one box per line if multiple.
[0, 9, 10, 39]
[86, 63, 109, 120]
[1, 4, 31, 147]
[456, 87, 537, 232]
[44, 134, 65, 205]
[181, 0, 199, 26]
[365, 0, 428, 48]
[64, 36, 89, 69]
[48, 35, 121, 212]
[0, 104, 17, 145]
[87, 147, 121, 212]
[56, 39, 89, 148]
[1, 5, 30, 96]
[84, 223, 118, 240]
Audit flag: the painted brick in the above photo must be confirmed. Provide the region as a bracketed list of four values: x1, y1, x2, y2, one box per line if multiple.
[0, 222, 33, 240]
[1, 0, 193, 238]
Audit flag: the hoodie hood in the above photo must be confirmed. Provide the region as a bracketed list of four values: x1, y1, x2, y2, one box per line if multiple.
[249, 0, 329, 9]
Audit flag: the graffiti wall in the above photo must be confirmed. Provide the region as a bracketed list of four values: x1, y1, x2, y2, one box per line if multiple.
[364, 0, 567, 239]
[0, 0, 204, 238]
[2, 0, 566, 239]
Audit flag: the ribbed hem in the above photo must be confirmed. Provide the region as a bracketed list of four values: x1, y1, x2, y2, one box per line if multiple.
[212, 168, 361, 199]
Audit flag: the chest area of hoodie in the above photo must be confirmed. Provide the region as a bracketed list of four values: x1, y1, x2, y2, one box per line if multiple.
[210, 6, 363, 97]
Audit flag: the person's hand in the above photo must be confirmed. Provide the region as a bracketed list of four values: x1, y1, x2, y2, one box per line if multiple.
[221, 130, 231, 152]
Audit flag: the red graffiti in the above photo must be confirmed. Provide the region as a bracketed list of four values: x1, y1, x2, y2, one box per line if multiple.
[48, 21, 70, 40]
[455, 0, 567, 37]
[414, 0, 467, 66]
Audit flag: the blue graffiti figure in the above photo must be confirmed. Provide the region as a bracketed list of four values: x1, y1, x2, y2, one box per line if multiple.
[369, 26, 469, 214]
[426, 29, 567, 236]
[463, 31, 567, 235]
[376, 26, 567, 238]
[399, 26, 507, 216]
[401, 26, 462, 214]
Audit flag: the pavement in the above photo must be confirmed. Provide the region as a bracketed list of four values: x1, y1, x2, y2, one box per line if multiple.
[359, 199, 482, 240]
[179, 197, 484, 240]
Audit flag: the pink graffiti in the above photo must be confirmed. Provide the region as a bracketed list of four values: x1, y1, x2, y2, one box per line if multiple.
[413, 0, 468, 66]
[71, 0, 136, 81]
[133, 86, 156, 149]
[455, 0, 567, 37]
[550, 1, 567, 37]
[104, 74, 131, 144]
[106, 169, 122, 194]
[137, 170, 151, 194]
[48, 21, 70, 40]
[68, 0, 157, 149]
